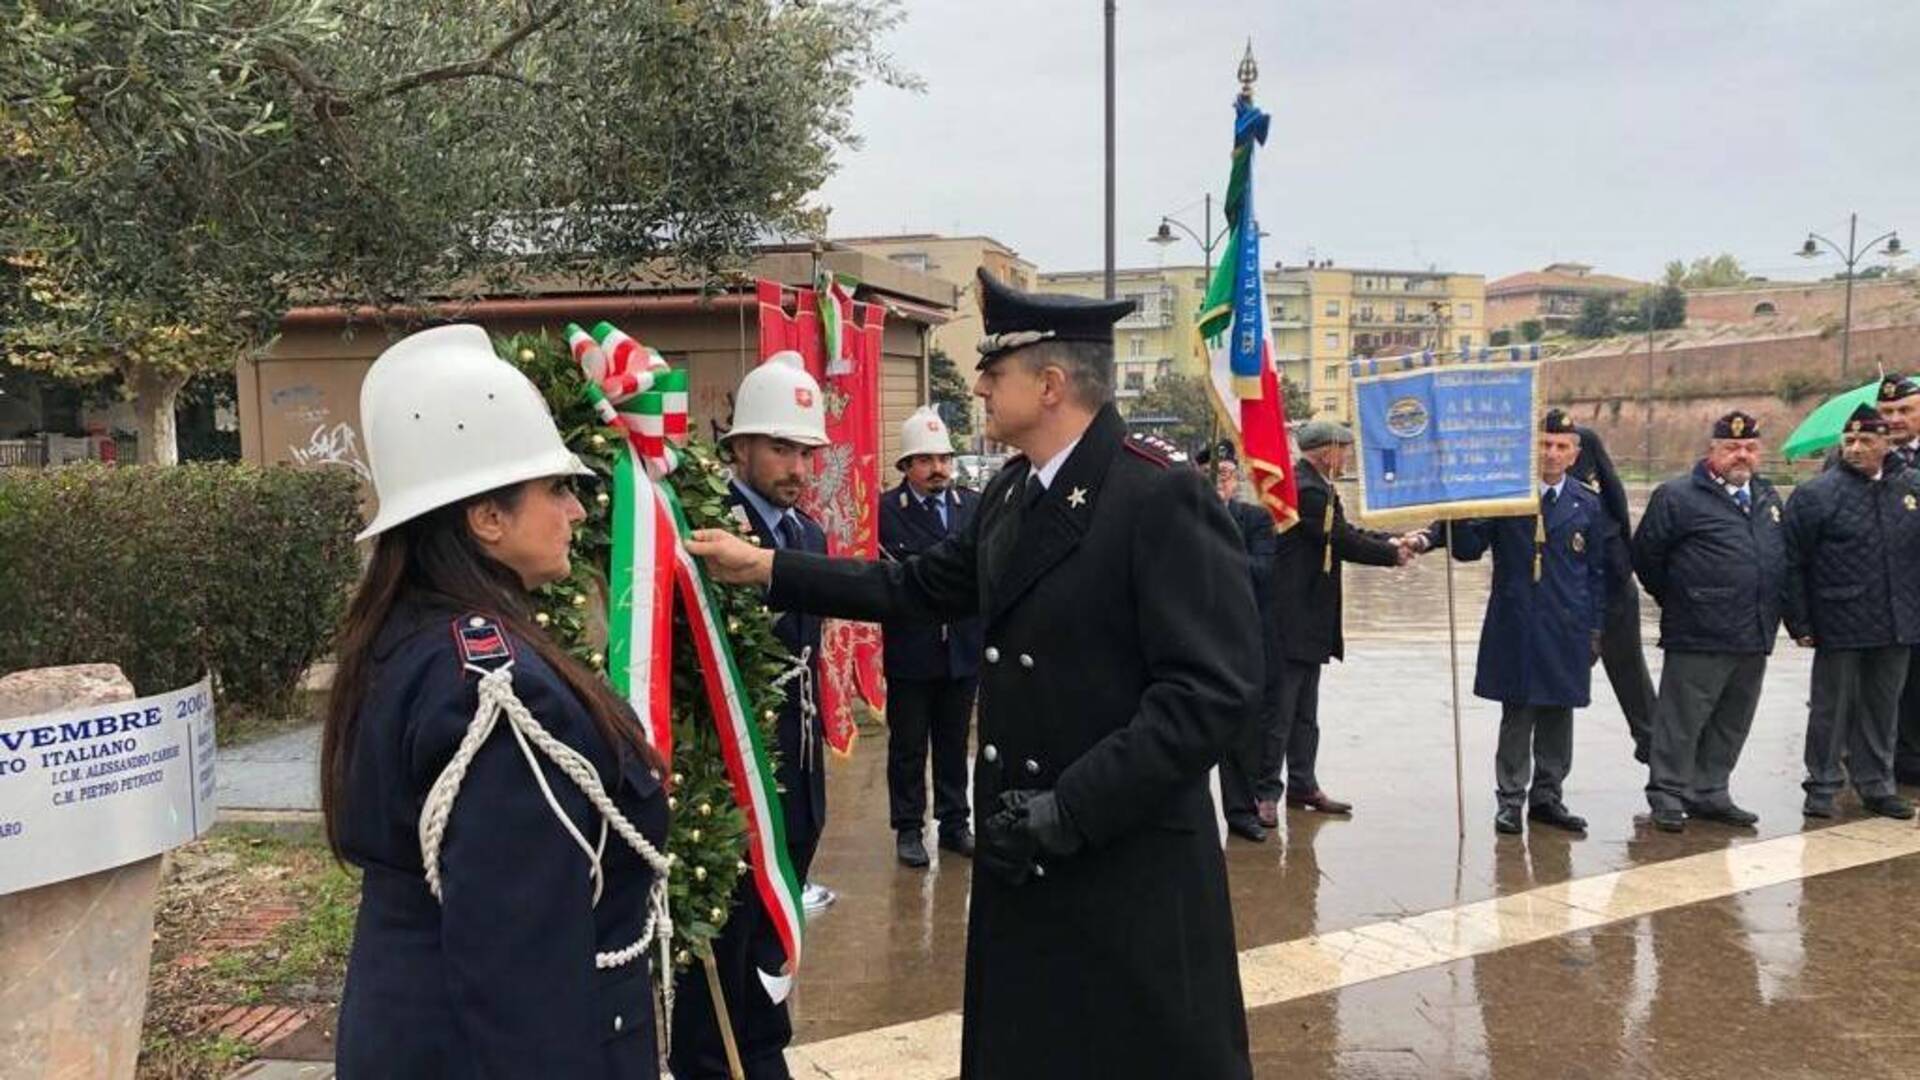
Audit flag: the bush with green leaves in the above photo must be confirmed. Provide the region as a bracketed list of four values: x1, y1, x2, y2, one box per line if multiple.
[0, 463, 362, 729]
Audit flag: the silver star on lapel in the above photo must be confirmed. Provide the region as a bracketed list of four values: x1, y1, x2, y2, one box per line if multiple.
[1067, 486, 1088, 509]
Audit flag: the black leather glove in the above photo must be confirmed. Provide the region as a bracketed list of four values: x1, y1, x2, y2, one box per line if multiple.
[978, 789, 1083, 887]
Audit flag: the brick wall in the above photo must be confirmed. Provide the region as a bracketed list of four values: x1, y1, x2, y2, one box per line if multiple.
[1541, 323, 1920, 474]
[1684, 279, 1914, 326]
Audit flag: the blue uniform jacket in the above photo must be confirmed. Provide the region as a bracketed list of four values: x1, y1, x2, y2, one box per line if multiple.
[335, 598, 668, 1078]
[878, 482, 986, 681]
[1450, 482, 1612, 708]
[725, 481, 828, 860]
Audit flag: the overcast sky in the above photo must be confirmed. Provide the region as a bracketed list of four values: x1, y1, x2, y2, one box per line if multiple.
[818, 0, 1920, 283]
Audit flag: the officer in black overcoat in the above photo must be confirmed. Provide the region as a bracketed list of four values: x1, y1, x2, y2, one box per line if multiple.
[672, 352, 831, 1080]
[879, 404, 985, 866]
[687, 268, 1261, 1080]
[1870, 375, 1920, 784]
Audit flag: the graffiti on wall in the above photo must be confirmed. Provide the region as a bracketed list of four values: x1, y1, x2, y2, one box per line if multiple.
[289, 421, 372, 481]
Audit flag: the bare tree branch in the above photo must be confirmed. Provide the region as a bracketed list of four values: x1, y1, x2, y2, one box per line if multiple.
[359, 2, 569, 103]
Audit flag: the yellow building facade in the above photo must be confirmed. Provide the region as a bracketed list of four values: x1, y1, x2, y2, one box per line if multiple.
[834, 234, 1036, 449]
[1035, 266, 1312, 414]
[1297, 266, 1486, 422]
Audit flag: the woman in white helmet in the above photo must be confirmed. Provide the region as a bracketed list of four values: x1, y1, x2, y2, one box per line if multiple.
[323, 325, 670, 1078]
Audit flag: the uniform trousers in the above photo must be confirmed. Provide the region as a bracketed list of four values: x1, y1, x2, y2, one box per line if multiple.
[1496, 704, 1573, 810]
[1895, 645, 1920, 784]
[1644, 651, 1766, 814]
[1261, 660, 1323, 801]
[885, 676, 976, 836]
[1805, 645, 1909, 801]
[1601, 581, 1659, 756]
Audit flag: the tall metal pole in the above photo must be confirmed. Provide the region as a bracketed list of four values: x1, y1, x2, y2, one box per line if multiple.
[1443, 521, 1465, 839]
[1103, 0, 1116, 300]
[1202, 192, 1213, 283]
[1841, 211, 1858, 381]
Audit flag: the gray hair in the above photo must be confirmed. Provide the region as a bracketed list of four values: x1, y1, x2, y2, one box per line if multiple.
[1016, 339, 1113, 408]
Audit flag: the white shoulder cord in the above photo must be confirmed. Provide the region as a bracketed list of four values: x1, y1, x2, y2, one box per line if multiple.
[418, 664, 675, 1027]
[769, 644, 817, 770]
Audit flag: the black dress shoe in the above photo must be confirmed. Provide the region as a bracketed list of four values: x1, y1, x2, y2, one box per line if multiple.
[1632, 741, 1651, 766]
[1227, 817, 1268, 842]
[1651, 808, 1686, 833]
[1863, 794, 1916, 820]
[1803, 796, 1837, 819]
[897, 829, 930, 868]
[938, 828, 975, 857]
[1529, 802, 1588, 833]
[1494, 806, 1523, 834]
[1686, 801, 1759, 827]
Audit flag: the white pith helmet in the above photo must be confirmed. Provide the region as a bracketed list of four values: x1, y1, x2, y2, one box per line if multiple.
[896, 405, 955, 466]
[722, 351, 828, 448]
[355, 324, 590, 542]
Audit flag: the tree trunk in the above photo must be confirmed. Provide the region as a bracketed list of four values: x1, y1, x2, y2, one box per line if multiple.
[127, 367, 187, 466]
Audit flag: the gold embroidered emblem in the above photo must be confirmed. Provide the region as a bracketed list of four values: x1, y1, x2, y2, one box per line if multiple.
[1731, 415, 1746, 436]
[1907, 494, 1917, 512]
[1571, 531, 1586, 554]
[1770, 505, 1782, 523]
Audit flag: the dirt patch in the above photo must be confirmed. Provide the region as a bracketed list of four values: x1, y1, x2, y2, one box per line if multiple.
[138, 822, 357, 1078]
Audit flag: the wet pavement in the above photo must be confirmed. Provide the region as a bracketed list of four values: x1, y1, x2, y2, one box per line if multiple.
[788, 479, 1920, 1078]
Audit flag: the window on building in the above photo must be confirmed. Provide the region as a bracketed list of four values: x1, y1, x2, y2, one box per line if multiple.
[1394, 302, 1407, 322]
[1324, 299, 1341, 317]
[1130, 335, 1145, 357]
[1754, 301, 1777, 316]
[889, 253, 929, 272]
[1459, 334, 1473, 350]
[1322, 396, 1340, 412]
[1324, 331, 1340, 351]
[1458, 302, 1474, 320]
[1124, 370, 1145, 391]
[1324, 363, 1342, 383]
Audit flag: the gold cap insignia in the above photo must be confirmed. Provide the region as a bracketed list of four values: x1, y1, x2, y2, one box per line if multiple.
[1730, 416, 1746, 437]
[1849, 420, 1863, 432]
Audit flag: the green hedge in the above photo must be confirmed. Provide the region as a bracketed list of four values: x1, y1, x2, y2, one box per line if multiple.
[0, 464, 363, 726]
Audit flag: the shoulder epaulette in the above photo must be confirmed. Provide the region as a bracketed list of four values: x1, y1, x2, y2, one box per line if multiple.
[451, 614, 515, 674]
[1124, 432, 1188, 468]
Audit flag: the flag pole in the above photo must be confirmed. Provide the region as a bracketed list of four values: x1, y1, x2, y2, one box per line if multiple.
[1443, 520, 1466, 838]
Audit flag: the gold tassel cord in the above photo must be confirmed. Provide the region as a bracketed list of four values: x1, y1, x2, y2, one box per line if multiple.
[1322, 501, 1335, 574]
[1532, 512, 1544, 583]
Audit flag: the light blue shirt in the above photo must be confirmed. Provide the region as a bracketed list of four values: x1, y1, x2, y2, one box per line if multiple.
[1541, 478, 1566, 501]
[733, 479, 799, 549]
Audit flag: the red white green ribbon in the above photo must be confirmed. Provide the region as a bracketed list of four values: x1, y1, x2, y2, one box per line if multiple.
[569, 321, 805, 976]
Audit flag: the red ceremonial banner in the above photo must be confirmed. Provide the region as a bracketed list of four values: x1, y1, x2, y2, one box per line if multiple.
[755, 278, 886, 754]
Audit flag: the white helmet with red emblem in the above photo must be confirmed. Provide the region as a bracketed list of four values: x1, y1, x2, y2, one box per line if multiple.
[723, 351, 828, 447]
[896, 404, 955, 466]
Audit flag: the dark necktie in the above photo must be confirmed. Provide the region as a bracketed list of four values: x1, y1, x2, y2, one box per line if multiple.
[924, 494, 948, 535]
[778, 513, 803, 551]
[1734, 488, 1751, 513]
[1541, 486, 1557, 512]
[1024, 476, 1046, 510]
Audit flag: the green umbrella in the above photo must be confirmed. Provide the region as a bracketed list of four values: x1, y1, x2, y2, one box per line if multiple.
[1780, 379, 1882, 460]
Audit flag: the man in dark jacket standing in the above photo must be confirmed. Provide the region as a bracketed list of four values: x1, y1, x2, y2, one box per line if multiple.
[1444, 410, 1611, 835]
[1631, 411, 1786, 832]
[1871, 375, 1920, 784]
[880, 405, 984, 867]
[689, 269, 1261, 1079]
[1782, 404, 1920, 821]
[1201, 441, 1283, 842]
[1263, 420, 1406, 819]
[1572, 424, 1660, 763]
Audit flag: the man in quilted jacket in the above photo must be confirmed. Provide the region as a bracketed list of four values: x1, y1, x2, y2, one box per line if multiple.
[1781, 403, 1920, 820]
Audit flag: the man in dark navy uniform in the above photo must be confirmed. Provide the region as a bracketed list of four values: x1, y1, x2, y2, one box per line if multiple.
[1569, 422, 1659, 764]
[672, 352, 831, 1080]
[880, 404, 985, 867]
[1871, 375, 1920, 785]
[689, 269, 1260, 1079]
[1440, 410, 1612, 835]
[1198, 440, 1282, 842]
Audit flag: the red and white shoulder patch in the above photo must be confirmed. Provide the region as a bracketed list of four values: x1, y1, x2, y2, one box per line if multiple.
[452, 614, 515, 672]
[1124, 432, 1188, 469]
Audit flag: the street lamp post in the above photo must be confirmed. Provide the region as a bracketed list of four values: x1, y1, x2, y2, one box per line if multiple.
[1148, 194, 1227, 285]
[1797, 211, 1904, 381]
